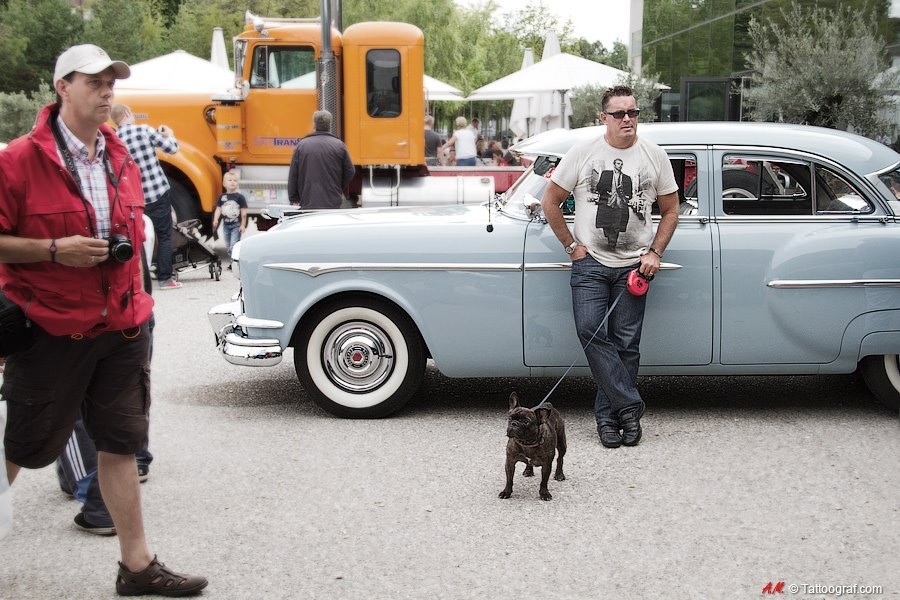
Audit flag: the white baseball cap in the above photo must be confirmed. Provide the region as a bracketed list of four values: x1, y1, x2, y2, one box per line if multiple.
[53, 44, 130, 83]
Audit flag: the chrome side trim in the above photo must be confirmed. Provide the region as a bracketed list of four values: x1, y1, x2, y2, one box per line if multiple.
[264, 262, 524, 276]
[768, 279, 900, 289]
[525, 261, 682, 272]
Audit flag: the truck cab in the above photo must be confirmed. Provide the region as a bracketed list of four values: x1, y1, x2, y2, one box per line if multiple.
[115, 13, 498, 228]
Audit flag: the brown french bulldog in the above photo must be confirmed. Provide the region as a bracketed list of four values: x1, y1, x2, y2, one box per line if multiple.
[499, 392, 566, 501]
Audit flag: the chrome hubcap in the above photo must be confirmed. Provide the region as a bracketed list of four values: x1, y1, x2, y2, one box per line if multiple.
[323, 323, 395, 392]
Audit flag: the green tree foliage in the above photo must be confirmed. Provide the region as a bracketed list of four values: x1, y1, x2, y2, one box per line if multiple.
[615, 70, 662, 123]
[570, 71, 663, 130]
[149, 0, 183, 27]
[85, 0, 166, 64]
[0, 0, 83, 94]
[164, 0, 244, 60]
[0, 0, 630, 138]
[565, 39, 627, 70]
[744, 3, 897, 136]
[570, 85, 605, 129]
[497, 0, 572, 60]
[0, 83, 55, 142]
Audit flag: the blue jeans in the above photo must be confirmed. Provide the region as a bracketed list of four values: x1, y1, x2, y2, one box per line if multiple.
[456, 156, 477, 166]
[222, 221, 241, 258]
[570, 255, 646, 427]
[144, 191, 174, 282]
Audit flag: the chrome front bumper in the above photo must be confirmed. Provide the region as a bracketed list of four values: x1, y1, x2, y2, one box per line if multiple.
[208, 300, 284, 367]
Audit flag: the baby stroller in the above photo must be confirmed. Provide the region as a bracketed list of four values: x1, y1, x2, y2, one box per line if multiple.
[170, 219, 223, 281]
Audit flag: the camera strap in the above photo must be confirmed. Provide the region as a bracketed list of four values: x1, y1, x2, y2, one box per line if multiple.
[49, 113, 120, 238]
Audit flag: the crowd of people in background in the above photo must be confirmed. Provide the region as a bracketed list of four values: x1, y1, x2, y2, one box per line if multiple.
[427, 114, 520, 167]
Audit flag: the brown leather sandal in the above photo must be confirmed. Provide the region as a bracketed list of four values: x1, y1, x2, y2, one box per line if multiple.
[116, 556, 208, 597]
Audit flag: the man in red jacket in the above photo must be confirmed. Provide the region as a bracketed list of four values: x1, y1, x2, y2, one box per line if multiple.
[0, 44, 207, 597]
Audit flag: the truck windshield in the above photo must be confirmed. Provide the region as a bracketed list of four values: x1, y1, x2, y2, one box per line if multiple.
[250, 46, 316, 89]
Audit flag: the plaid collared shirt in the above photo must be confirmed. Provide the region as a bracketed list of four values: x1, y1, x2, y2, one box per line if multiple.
[55, 115, 112, 238]
[115, 123, 178, 204]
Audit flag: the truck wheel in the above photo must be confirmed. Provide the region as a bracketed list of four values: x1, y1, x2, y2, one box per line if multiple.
[294, 297, 426, 418]
[860, 355, 900, 410]
[168, 178, 200, 223]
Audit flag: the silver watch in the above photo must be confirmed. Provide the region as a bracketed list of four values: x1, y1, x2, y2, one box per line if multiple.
[565, 241, 578, 254]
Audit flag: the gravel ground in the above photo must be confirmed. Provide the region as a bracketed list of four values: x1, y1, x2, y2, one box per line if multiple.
[2, 246, 898, 600]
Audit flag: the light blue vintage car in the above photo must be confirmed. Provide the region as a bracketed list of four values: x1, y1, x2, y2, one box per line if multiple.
[209, 123, 900, 418]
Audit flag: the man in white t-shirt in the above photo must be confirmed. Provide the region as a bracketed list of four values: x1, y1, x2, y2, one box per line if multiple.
[540, 85, 679, 449]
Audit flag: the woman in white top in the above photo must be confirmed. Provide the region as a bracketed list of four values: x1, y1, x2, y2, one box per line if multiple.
[442, 116, 478, 166]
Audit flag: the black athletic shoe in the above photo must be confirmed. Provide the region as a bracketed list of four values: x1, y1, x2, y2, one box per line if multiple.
[137, 464, 149, 483]
[73, 513, 116, 536]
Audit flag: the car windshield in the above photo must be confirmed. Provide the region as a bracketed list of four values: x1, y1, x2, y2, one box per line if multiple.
[498, 155, 563, 218]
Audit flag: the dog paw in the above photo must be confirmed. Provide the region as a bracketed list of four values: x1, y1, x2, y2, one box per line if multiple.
[498, 490, 512, 499]
[554, 472, 566, 481]
[523, 466, 534, 477]
[540, 490, 552, 501]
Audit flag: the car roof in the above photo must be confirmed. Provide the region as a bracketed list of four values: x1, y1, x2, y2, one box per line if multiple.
[512, 122, 900, 175]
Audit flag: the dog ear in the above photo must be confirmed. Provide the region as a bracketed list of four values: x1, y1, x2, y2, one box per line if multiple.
[508, 392, 520, 411]
[535, 406, 551, 423]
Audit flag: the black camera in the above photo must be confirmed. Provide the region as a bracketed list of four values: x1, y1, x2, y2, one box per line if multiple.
[107, 234, 134, 263]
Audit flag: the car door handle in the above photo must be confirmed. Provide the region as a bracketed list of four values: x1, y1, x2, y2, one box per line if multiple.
[397, 141, 408, 146]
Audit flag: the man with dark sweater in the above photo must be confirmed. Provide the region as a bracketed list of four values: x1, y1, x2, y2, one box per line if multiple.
[287, 111, 355, 209]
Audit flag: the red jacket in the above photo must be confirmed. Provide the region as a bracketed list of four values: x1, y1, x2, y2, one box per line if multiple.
[0, 104, 153, 336]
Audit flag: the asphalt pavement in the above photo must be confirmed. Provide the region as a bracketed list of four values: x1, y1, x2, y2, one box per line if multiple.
[1, 239, 898, 600]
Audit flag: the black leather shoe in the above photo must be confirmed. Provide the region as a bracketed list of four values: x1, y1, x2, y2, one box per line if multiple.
[619, 402, 645, 446]
[598, 424, 623, 448]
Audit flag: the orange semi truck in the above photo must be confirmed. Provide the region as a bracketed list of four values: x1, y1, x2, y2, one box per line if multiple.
[115, 9, 523, 227]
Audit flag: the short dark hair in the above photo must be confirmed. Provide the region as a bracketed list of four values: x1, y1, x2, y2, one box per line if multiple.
[601, 85, 635, 112]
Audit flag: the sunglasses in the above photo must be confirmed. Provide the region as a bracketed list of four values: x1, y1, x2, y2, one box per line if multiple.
[604, 109, 641, 119]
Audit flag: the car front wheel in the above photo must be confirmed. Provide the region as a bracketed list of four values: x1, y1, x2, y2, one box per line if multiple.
[294, 298, 426, 418]
[860, 355, 900, 410]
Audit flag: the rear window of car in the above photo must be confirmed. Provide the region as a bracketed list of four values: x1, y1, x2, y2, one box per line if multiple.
[721, 155, 873, 216]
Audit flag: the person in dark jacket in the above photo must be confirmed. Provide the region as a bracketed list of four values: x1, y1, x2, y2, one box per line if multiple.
[287, 110, 355, 208]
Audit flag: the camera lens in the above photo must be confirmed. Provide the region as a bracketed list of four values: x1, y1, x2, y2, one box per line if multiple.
[107, 234, 134, 263]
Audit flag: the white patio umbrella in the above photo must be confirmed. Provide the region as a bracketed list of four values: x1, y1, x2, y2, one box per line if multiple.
[534, 33, 570, 133]
[424, 75, 464, 101]
[468, 53, 663, 129]
[210, 27, 229, 71]
[118, 50, 234, 93]
[508, 48, 535, 139]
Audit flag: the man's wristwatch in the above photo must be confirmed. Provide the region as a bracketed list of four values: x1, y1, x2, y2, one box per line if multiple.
[565, 241, 579, 255]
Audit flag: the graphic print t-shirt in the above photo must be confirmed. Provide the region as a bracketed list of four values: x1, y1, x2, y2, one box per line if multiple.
[216, 192, 248, 224]
[550, 133, 677, 267]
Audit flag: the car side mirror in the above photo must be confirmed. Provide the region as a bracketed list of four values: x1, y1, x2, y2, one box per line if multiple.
[525, 197, 542, 219]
